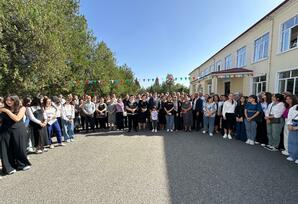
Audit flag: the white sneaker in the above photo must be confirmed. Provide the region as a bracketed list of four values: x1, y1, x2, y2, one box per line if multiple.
[295, 160, 298, 164]
[8, 169, 16, 175]
[250, 140, 255, 145]
[228, 134, 232, 140]
[261, 144, 266, 147]
[170, 129, 173, 132]
[202, 130, 206, 134]
[49, 144, 55, 149]
[209, 133, 213, 136]
[223, 134, 227, 139]
[271, 147, 278, 152]
[152, 129, 155, 132]
[167, 129, 170, 132]
[287, 157, 294, 162]
[70, 139, 74, 142]
[282, 150, 289, 156]
[245, 140, 250, 144]
[255, 141, 260, 145]
[23, 166, 31, 171]
[155, 129, 158, 132]
[65, 139, 71, 143]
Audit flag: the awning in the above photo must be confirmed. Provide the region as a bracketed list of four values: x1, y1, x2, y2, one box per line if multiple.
[199, 68, 253, 80]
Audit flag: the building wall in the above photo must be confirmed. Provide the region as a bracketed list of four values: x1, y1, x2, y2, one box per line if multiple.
[190, 0, 298, 96]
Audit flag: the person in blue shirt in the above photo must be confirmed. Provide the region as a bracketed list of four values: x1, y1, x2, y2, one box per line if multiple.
[244, 95, 262, 145]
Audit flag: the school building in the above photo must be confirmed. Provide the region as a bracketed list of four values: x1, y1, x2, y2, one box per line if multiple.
[189, 0, 298, 96]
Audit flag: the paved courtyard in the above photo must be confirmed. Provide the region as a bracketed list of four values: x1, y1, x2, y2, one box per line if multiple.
[1, 131, 298, 204]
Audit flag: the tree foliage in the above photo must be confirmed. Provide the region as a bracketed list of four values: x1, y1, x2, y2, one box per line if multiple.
[0, 0, 139, 97]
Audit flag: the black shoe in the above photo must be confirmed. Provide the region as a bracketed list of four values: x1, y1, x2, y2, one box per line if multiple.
[128, 130, 131, 132]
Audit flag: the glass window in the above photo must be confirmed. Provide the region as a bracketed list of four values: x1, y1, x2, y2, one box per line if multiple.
[254, 33, 269, 62]
[292, 69, 298, 77]
[262, 82, 266, 92]
[287, 78, 294, 93]
[295, 78, 298, 95]
[237, 46, 246, 67]
[281, 16, 298, 52]
[279, 71, 290, 79]
[225, 54, 232, 69]
[252, 75, 266, 94]
[279, 80, 285, 93]
[216, 60, 221, 71]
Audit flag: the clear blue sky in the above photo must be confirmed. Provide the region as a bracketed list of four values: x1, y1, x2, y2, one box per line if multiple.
[79, 0, 284, 87]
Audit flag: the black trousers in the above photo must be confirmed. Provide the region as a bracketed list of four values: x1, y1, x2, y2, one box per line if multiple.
[1, 126, 31, 174]
[81, 116, 86, 130]
[98, 117, 106, 129]
[86, 115, 95, 131]
[116, 112, 124, 130]
[193, 110, 203, 130]
[128, 114, 138, 131]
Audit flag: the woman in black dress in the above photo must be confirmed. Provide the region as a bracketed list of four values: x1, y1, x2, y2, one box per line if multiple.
[0, 95, 31, 175]
[138, 95, 148, 130]
[126, 95, 139, 132]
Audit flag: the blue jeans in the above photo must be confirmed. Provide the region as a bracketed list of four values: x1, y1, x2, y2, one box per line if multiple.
[63, 119, 74, 141]
[47, 120, 62, 144]
[203, 116, 215, 134]
[245, 119, 257, 141]
[235, 121, 247, 142]
[166, 114, 174, 130]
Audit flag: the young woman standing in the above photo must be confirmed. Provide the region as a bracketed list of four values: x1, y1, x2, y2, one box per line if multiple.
[235, 96, 247, 142]
[164, 95, 175, 132]
[0, 95, 31, 175]
[138, 95, 148, 130]
[181, 95, 193, 132]
[202, 96, 217, 136]
[62, 96, 75, 142]
[282, 95, 297, 156]
[265, 94, 286, 151]
[43, 97, 64, 149]
[222, 93, 237, 139]
[244, 95, 262, 145]
[286, 104, 298, 164]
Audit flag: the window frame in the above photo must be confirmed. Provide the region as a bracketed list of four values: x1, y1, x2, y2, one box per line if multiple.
[237, 46, 246, 67]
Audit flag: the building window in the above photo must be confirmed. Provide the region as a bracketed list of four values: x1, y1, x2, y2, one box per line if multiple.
[216, 60, 222, 71]
[252, 75, 266, 95]
[281, 15, 298, 52]
[254, 33, 269, 62]
[237, 46, 246, 67]
[278, 69, 298, 95]
[225, 54, 232, 70]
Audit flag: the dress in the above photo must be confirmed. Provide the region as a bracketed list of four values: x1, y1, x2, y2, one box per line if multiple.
[158, 101, 166, 125]
[107, 102, 116, 124]
[138, 100, 148, 123]
[182, 101, 193, 126]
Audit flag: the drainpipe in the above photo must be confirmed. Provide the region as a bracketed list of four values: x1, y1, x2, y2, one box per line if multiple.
[268, 15, 274, 93]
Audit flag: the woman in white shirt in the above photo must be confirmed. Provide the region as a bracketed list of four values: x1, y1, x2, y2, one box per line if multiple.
[222, 93, 237, 139]
[286, 104, 298, 164]
[62, 97, 75, 142]
[27, 96, 49, 153]
[265, 94, 286, 151]
[43, 97, 65, 149]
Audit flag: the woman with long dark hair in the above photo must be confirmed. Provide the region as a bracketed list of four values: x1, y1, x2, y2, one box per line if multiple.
[286, 104, 298, 164]
[0, 95, 31, 175]
[27, 96, 49, 153]
[265, 94, 286, 151]
[235, 96, 247, 142]
[282, 95, 297, 156]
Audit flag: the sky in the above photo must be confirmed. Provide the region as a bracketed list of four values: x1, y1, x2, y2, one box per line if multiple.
[79, 0, 284, 87]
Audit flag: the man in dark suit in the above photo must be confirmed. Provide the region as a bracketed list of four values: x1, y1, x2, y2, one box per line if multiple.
[192, 92, 203, 131]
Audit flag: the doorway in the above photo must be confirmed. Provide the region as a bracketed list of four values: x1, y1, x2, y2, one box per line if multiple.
[224, 82, 230, 95]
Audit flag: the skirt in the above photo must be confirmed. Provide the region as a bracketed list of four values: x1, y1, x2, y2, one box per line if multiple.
[288, 130, 298, 160]
[183, 111, 193, 127]
[138, 111, 147, 123]
[224, 113, 235, 130]
[159, 110, 166, 125]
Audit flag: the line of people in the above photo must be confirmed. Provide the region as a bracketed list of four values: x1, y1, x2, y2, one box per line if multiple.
[1, 90, 298, 177]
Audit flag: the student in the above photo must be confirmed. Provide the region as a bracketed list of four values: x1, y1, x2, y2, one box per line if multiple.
[282, 95, 297, 156]
[235, 96, 247, 142]
[256, 92, 271, 146]
[43, 97, 65, 149]
[27, 96, 49, 153]
[62, 96, 75, 142]
[265, 94, 286, 151]
[244, 95, 262, 145]
[164, 95, 175, 132]
[286, 104, 298, 164]
[107, 97, 117, 131]
[202, 96, 217, 136]
[0, 95, 31, 175]
[222, 93, 237, 139]
[151, 106, 158, 132]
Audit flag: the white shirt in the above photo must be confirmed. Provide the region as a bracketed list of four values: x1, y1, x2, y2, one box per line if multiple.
[151, 110, 158, 121]
[62, 104, 75, 121]
[222, 100, 237, 118]
[44, 106, 58, 125]
[192, 98, 198, 110]
[26, 106, 45, 125]
[287, 105, 298, 125]
[265, 102, 286, 118]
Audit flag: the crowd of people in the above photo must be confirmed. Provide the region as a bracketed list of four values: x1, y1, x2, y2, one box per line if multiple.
[1, 90, 298, 177]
